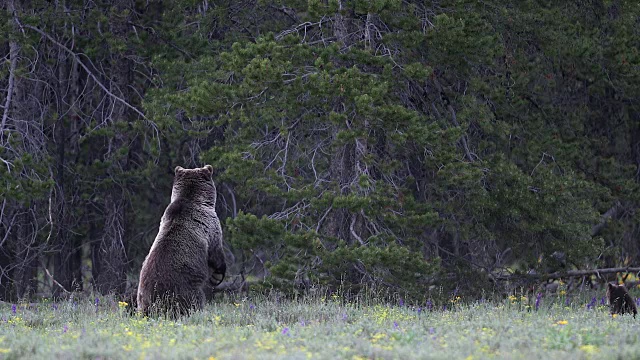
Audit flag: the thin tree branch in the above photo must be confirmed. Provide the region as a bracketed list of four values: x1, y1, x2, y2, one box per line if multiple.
[41, 261, 71, 295]
[126, 21, 193, 59]
[21, 24, 150, 123]
[350, 213, 365, 245]
[432, 76, 476, 162]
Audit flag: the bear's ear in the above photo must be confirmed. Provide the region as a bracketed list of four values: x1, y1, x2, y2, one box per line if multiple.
[175, 166, 184, 175]
[203, 165, 214, 176]
[608, 283, 616, 290]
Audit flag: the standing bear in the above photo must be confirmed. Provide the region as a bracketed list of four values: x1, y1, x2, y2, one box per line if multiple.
[137, 165, 226, 317]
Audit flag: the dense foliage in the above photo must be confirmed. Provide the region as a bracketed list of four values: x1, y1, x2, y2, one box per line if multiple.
[1, 0, 639, 301]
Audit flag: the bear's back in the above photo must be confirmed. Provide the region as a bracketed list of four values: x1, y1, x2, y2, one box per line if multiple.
[137, 165, 223, 317]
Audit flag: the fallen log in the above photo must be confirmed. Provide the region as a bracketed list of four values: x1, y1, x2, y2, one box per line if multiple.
[494, 267, 640, 281]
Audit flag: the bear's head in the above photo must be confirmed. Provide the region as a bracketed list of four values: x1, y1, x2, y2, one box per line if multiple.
[607, 283, 628, 305]
[171, 165, 216, 205]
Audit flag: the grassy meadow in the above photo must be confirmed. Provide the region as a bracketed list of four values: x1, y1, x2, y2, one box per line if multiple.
[0, 290, 639, 360]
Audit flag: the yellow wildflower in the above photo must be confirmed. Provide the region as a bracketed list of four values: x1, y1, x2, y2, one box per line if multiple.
[371, 333, 387, 343]
[579, 345, 599, 354]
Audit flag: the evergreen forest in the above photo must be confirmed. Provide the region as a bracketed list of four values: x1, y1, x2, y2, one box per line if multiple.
[1, 0, 640, 302]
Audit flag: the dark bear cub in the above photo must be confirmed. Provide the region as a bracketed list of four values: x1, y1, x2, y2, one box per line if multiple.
[137, 165, 226, 317]
[607, 283, 637, 318]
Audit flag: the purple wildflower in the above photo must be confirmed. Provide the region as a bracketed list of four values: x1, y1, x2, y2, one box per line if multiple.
[535, 293, 542, 311]
[393, 321, 399, 329]
[63, 324, 68, 333]
[429, 327, 435, 334]
[586, 297, 596, 310]
[342, 313, 348, 321]
[281, 327, 289, 336]
[399, 298, 404, 307]
[300, 320, 306, 326]
[249, 304, 255, 310]
[442, 305, 447, 311]
[11, 304, 16, 314]
[52, 303, 58, 311]
[600, 297, 606, 306]
[417, 307, 422, 315]
[636, 298, 640, 307]
[426, 300, 433, 311]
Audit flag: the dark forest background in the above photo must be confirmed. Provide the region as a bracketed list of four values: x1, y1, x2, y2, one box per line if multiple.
[1, 0, 639, 302]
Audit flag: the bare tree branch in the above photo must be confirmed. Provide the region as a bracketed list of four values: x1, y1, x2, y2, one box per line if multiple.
[41, 261, 70, 295]
[591, 201, 623, 237]
[21, 24, 151, 123]
[432, 76, 477, 162]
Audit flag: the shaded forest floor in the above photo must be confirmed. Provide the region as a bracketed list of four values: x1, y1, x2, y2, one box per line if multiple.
[0, 291, 639, 359]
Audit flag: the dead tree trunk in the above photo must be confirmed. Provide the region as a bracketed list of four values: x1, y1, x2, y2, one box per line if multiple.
[51, 27, 73, 297]
[94, 1, 133, 294]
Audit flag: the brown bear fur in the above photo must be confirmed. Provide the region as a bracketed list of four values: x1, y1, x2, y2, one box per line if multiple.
[137, 165, 226, 317]
[607, 283, 637, 318]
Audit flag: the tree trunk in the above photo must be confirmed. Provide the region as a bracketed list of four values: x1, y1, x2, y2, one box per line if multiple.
[0, 250, 13, 301]
[323, 0, 359, 243]
[12, 211, 33, 299]
[94, 1, 133, 294]
[325, 133, 355, 242]
[95, 193, 127, 294]
[51, 30, 72, 297]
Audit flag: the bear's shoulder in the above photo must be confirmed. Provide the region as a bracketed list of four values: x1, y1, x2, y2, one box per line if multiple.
[165, 199, 186, 218]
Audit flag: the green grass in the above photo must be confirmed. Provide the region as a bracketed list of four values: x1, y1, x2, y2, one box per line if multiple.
[0, 292, 639, 359]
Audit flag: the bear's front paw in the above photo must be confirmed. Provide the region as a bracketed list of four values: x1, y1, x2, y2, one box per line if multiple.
[210, 271, 225, 287]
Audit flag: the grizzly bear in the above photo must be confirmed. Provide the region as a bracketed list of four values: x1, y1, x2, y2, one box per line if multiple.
[137, 165, 226, 317]
[607, 283, 637, 318]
